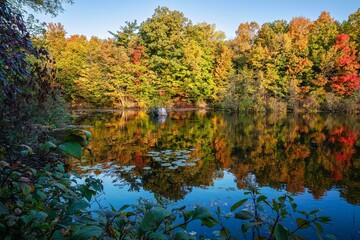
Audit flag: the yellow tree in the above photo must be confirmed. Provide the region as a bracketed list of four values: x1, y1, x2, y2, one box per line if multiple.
[212, 43, 234, 102]
[231, 22, 259, 69]
[286, 17, 313, 110]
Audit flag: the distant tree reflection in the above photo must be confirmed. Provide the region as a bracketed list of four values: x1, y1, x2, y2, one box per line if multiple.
[73, 110, 360, 203]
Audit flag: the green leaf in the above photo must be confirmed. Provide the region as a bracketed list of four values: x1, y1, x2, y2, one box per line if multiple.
[257, 195, 267, 203]
[86, 177, 103, 192]
[140, 211, 156, 232]
[154, 193, 163, 204]
[118, 204, 130, 212]
[153, 206, 171, 223]
[272, 199, 280, 211]
[19, 144, 33, 156]
[183, 210, 193, 222]
[200, 217, 218, 227]
[71, 225, 104, 240]
[216, 206, 220, 215]
[20, 215, 32, 225]
[20, 150, 31, 156]
[281, 209, 288, 218]
[287, 195, 294, 202]
[41, 141, 56, 151]
[67, 200, 89, 214]
[148, 232, 167, 240]
[58, 141, 82, 159]
[291, 202, 297, 211]
[192, 206, 213, 220]
[55, 164, 65, 173]
[313, 221, 323, 233]
[220, 227, 231, 237]
[52, 182, 68, 191]
[20, 183, 32, 195]
[79, 186, 94, 202]
[32, 211, 48, 222]
[0, 203, 9, 215]
[241, 223, 248, 233]
[179, 223, 187, 230]
[105, 210, 117, 218]
[175, 231, 194, 240]
[231, 199, 248, 212]
[246, 222, 263, 228]
[66, 129, 91, 146]
[109, 203, 116, 212]
[318, 216, 331, 224]
[278, 196, 286, 202]
[310, 209, 320, 215]
[274, 224, 290, 240]
[235, 210, 253, 220]
[52, 230, 66, 240]
[296, 218, 310, 229]
[80, 130, 92, 139]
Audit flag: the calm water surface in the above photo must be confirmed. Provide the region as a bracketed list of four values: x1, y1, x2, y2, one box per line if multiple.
[72, 110, 360, 239]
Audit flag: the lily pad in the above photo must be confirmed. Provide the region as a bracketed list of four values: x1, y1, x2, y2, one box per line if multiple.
[122, 165, 135, 171]
[161, 150, 173, 155]
[185, 162, 197, 167]
[161, 163, 172, 167]
[172, 160, 185, 165]
[148, 151, 160, 156]
[178, 150, 190, 154]
[153, 157, 162, 162]
[174, 162, 187, 167]
[79, 166, 91, 171]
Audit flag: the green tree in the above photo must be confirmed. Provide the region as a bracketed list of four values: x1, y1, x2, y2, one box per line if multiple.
[183, 23, 225, 104]
[139, 7, 189, 103]
[342, 8, 360, 51]
[248, 21, 291, 103]
[58, 34, 89, 104]
[109, 20, 139, 48]
[308, 12, 339, 70]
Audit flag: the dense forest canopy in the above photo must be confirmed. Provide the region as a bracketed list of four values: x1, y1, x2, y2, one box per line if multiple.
[1, 1, 360, 239]
[36, 6, 360, 112]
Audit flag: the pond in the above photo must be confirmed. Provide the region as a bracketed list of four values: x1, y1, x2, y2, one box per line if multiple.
[72, 110, 360, 239]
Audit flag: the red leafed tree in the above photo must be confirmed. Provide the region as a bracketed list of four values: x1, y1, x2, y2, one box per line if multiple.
[131, 45, 144, 84]
[131, 45, 144, 65]
[328, 126, 358, 181]
[330, 33, 360, 96]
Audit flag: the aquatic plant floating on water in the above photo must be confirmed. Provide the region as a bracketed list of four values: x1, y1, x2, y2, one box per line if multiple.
[146, 149, 199, 170]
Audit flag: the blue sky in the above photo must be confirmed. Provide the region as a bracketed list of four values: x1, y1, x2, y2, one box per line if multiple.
[33, 0, 360, 39]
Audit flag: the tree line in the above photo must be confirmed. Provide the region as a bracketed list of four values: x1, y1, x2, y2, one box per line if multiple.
[40, 7, 360, 112]
[0, 2, 349, 238]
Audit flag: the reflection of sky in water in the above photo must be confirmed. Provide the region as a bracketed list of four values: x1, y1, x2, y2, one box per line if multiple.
[74, 110, 360, 239]
[86, 171, 360, 240]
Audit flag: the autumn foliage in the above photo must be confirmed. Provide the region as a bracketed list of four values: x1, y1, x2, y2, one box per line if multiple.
[38, 7, 360, 112]
[330, 34, 360, 96]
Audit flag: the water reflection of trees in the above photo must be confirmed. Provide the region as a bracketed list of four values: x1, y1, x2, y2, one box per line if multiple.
[73, 111, 360, 203]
